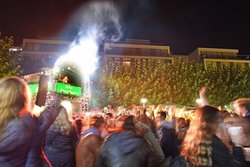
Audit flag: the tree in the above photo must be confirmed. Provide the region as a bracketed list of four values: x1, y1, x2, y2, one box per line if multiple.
[92, 59, 250, 108]
[0, 34, 22, 78]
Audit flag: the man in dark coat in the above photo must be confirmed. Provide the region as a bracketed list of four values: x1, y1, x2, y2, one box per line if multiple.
[96, 115, 164, 167]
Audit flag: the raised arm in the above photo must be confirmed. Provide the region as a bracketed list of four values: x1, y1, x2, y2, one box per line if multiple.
[199, 87, 209, 107]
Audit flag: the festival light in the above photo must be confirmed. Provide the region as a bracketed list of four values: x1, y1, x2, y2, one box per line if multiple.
[53, 35, 98, 81]
[61, 100, 73, 114]
[140, 98, 148, 107]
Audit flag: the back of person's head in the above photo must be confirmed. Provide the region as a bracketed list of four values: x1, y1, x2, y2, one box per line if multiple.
[181, 105, 219, 165]
[105, 113, 113, 119]
[0, 77, 31, 131]
[158, 111, 166, 120]
[51, 107, 72, 134]
[116, 115, 136, 131]
[89, 116, 105, 129]
[177, 117, 186, 128]
[235, 98, 250, 115]
[198, 106, 219, 126]
[138, 115, 151, 127]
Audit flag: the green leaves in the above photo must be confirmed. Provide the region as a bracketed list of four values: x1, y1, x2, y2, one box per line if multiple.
[92, 59, 250, 108]
[0, 34, 22, 78]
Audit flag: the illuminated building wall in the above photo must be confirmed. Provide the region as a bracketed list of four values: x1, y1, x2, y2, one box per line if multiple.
[103, 39, 174, 66]
[22, 38, 71, 74]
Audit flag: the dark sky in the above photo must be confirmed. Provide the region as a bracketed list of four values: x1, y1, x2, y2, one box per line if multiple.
[0, 0, 250, 54]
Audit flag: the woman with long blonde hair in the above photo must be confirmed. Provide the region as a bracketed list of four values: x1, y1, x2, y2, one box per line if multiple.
[0, 77, 62, 167]
[44, 105, 78, 167]
[0, 77, 36, 166]
[0, 77, 32, 131]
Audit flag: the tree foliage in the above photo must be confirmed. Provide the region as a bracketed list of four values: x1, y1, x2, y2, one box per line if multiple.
[0, 34, 22, 78]
[92, 59, 250, 108]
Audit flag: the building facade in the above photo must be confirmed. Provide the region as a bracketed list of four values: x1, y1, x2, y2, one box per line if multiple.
[21, 38, 250, 74]
[22, 38, 71, 74]
[103, 39, 174, 66]
[188, 47, 250, 69]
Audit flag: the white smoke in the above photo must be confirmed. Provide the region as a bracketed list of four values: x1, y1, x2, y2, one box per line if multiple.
[54, 1, 123, 79]
[75, 1, 123, 43]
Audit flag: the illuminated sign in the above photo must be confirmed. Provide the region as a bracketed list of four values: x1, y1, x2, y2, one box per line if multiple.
[29, 82, 82, 97]
[29, 83, 39, 94]
[54, 82, 82, 96]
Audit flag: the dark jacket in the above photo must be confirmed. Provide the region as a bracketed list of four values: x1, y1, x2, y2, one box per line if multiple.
[212, 135, 246, 167]
[0, 101, 61, 167]
[96, 130, 161, 167]
[160, 127, 179, 158]
[44, 125, 78, 167]
[0, 113, 36, 167]
[25, 102, 63, 167]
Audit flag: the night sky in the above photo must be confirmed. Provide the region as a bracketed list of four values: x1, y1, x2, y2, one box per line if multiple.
[0, 0, 250, 54]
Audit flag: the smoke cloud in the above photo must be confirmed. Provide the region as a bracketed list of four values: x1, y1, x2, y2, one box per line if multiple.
[73, 0, 123, 44]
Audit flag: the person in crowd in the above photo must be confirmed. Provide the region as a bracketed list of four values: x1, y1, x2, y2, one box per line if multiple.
[81, 116, 106, 137]
[75, 133, 103, 167]
[234, 98, 250, 119]
[43, 107, 78, 167]
[95, 115, 164, 167]
[181, 106, 219, 167]
[156, 111, 179, 159]
[156, 111, 173, 129]
[212, 113, 246, 167]
[75, 116, 84, 135]
[175, 117, 188, 145]
[0, 77, 62, 167]
[138, 115, 158, 138]
[179, 105, 246, 167]
[76, 116, 107, 167]
[225, 98, 250, 147]
[104, 112, 115, 129]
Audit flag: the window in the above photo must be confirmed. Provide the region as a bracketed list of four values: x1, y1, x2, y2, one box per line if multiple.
[33, 44, 40, 51]
[25, 42, 33, 51]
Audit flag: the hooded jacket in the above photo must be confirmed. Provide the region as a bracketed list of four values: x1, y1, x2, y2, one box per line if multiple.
[96, 130, 161, 167]
[0, 113, 36, 167]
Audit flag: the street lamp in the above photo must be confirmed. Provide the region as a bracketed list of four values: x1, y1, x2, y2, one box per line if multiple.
[140, 98, 148, 108]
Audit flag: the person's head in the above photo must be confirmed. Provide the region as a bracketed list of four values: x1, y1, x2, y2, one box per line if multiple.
[89, 115, 105, 132]
[105, 113, 113, 120]
[158, 111, 166, 121]
[181, 106, 219, 165]
[116, 115, 136, 132]
[51, 107, 72, 134]
[0, 77, 32, 131]
[234, 98, 250, 117]
[177, 117, 186, 128]
[138, 115, 151, 128]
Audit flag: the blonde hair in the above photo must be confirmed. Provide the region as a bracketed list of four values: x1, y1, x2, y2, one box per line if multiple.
[50, 107, 72, 135]
[181, 106, 219, 165]
[0, 77, 31, 132]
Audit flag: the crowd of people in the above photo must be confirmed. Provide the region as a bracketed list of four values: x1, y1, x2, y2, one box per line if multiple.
[0, 76, 249, 167]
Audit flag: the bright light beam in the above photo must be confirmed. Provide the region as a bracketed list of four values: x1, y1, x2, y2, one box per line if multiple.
[53, 36, 98, 81]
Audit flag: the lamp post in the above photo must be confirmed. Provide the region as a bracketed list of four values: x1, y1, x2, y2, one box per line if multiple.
[140, 98, 148, 108]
